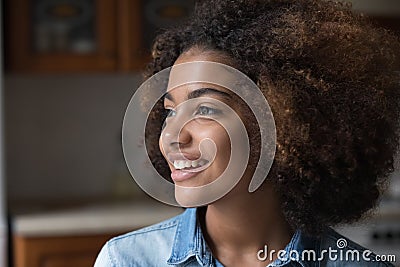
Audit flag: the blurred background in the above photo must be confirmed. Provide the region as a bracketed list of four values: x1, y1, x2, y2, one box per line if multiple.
[0, 0, 399, 266]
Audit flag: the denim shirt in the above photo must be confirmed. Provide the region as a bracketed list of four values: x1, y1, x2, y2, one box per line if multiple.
[94, 208, 394, 267]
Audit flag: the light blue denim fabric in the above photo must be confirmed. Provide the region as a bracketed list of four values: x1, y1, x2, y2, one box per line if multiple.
[94, 208, 394, 267]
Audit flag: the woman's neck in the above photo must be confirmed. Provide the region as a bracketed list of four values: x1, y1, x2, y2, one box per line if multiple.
[199, 182, 293, 266]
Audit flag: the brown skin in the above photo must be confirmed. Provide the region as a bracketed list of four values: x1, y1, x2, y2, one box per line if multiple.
[160, 49, 292, 267]
[161, 82, 232, 188]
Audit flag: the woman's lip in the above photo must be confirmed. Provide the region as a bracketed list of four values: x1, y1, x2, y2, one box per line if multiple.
[167, 152, 200, 162]
[171, 169, 200, 182]
[170, 160, 211, 182]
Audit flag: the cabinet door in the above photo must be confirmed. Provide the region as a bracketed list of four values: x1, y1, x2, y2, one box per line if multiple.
[5, 0, 117, 72]
[14, 234, 117, 267]
[117, 0, 195, 72]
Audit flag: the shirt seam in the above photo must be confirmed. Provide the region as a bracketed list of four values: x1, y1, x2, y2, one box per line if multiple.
[169, 217, 185, 262]
[168, 209, 206, 265]
[106, 241, 117, 267]
[108, 220, 179, 244]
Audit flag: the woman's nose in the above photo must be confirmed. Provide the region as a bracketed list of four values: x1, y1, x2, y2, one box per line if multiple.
[161, 119, 192, 149]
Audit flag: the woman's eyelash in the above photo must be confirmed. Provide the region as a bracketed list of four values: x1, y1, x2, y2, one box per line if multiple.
[165, 108, 176, 118]
[195, 106, 221, 116]
[163, 106, 221, 119]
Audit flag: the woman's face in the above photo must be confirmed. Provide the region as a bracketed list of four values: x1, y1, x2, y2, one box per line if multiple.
[159, 52, 239, 189]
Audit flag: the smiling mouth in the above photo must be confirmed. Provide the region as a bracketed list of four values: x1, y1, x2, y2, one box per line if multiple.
[173, 159, 210, 172]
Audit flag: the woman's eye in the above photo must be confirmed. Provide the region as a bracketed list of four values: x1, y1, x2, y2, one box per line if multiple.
[165, 109, 176, 118]
[195, 106, 220, 116]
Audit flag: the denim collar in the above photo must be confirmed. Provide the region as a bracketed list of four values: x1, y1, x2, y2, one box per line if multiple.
[267, 229, 319, 267]
[167, 208, 320, 267]
[167, 208, 213, 266]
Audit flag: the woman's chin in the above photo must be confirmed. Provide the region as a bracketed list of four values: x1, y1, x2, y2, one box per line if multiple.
[174, 181, 227, 207]
[174, 185, 212, 207]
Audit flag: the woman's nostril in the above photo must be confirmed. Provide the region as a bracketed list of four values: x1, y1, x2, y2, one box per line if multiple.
[178, 132, 191, 143]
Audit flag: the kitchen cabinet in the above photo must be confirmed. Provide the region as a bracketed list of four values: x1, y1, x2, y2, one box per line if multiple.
[12, 202, 183, 267]
[14, 234, 117, 267]
[5, 0, 117, 72]
[7, 1, 395, 74]
[5, 0, 194, 73]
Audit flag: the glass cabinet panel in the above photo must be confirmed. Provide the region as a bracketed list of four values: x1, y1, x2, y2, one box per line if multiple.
[32, 0, 97, 54]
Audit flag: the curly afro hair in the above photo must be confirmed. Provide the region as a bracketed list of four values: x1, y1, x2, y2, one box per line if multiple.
[143, 0, 400, 235]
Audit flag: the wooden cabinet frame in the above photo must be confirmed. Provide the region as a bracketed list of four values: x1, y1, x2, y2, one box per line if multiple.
[5, 0, 187, 73]
[14, 234, 117, 267]
[6, 0, 117, 72]
[117, 0, 150, 72]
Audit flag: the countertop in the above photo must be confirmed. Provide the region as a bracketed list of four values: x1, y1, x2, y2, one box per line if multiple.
[12, 201, 183, 237]
[11, 198, 400, 238]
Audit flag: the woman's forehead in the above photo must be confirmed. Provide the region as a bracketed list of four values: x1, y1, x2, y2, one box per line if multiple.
[174, 48, 231, 65]
[166, 61, 239, 99]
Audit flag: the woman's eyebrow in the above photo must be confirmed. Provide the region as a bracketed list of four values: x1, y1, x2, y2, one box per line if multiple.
[163, 87, 232, 102]
[163, 92, 173, 101]
[188, 88, 232, 99]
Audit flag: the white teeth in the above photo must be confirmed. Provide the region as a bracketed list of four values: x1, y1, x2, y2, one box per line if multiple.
[173, 161, 182, 169]
[178, 160, 184, 169]
[173, 159, 208, 170]
[173, 160, 186, 170]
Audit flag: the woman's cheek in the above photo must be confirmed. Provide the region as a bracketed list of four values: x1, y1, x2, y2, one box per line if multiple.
[159, 137, 168, 160]
[196, 125, 231, 166]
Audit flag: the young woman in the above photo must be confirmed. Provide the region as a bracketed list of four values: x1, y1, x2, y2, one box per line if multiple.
[95, 0, 400, 266]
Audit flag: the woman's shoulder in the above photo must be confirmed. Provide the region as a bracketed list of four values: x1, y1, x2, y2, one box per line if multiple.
[318, 227, 395, 267]
[94, 209, 187, 267]
[110, 211, 182, 242]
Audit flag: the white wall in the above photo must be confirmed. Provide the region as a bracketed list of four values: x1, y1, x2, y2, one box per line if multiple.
[5, 74, 141, 204]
